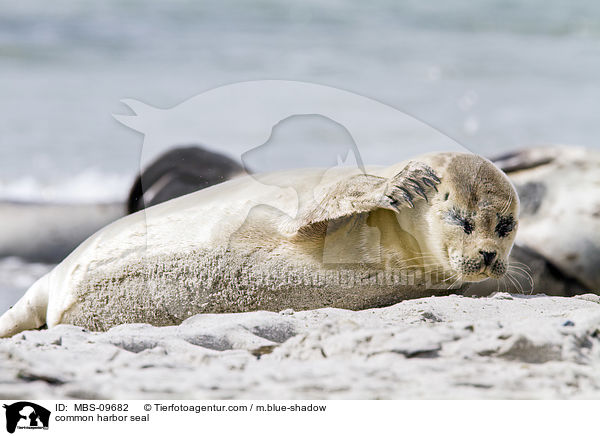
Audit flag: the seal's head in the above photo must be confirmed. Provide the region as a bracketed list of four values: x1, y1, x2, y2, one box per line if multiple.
[425, 153, 519, 282]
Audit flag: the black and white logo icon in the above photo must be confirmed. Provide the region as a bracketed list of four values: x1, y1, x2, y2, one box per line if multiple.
[3, 402, 50, 433]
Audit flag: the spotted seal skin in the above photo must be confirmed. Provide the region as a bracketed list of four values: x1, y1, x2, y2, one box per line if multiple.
[0, 152, 519, 337]
[476, 145, 600, 295]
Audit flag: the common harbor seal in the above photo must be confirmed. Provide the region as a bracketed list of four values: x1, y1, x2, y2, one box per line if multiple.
[0, 152, 519, 337]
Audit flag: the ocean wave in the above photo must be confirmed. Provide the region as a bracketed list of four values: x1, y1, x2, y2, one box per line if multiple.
[0, 170, 130, 204]
[0, 257, 53, 289]
[1, 0, 600, 43]
[0, 257, 54, 312]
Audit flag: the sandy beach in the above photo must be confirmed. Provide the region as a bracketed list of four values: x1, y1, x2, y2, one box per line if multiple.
[1, 293, 599, 399]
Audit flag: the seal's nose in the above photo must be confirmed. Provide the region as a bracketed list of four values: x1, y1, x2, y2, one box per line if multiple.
[480, 250, 496, 266]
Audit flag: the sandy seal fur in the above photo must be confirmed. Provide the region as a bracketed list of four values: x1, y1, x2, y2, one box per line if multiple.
[0, 152, 519, 336]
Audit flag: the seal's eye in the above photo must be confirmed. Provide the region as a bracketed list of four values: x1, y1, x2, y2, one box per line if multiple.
[445, 208, 474, 234]
[496, 215, 515, 238]
[443, 192, 449, 201]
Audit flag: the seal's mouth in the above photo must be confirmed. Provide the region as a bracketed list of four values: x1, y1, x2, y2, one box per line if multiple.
[447, 251, 507, 282]
[460, 271, 490, 282]
[467, 262, 506, 281]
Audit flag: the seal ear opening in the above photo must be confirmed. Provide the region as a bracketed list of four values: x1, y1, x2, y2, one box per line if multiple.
[444, 192, 450, 201]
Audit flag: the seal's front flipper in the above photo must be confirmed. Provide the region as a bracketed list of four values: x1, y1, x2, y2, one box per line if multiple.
[290, 173, 386, 239]
[289, 161, 440, 239]
[384, 161, 440, 210]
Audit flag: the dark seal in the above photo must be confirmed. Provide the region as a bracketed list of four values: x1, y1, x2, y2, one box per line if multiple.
[127, 145, 245, 213]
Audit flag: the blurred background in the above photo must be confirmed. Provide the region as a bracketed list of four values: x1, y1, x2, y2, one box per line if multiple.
[1, 0, 600, 310]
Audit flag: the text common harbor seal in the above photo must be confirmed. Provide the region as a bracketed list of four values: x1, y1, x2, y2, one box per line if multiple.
[0, 152, 519, 336]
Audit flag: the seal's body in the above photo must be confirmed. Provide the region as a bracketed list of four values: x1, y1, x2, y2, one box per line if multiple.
[0, 152, 519, 336]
